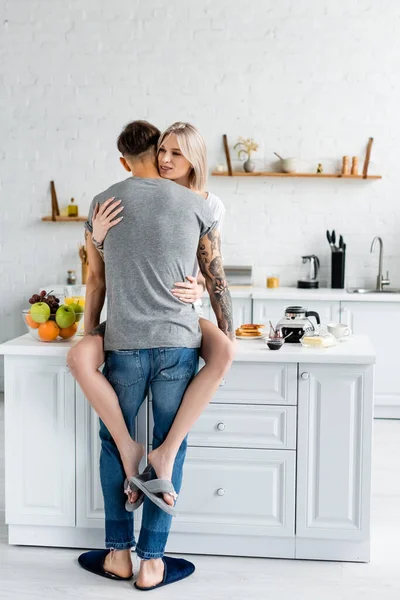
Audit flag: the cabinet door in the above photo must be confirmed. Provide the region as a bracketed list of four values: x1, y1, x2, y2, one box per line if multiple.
[253, 299, 340, 329]
[341, 301, 400, 418]
[5, 357, 75, 526]
[212, 362, 297, 405]
[203, 297, 252, 329]
[149, 403, 297, 450]
[75, 383, 147, 529]
[296, 363, 373, 548]
[171, 447, 296, 538]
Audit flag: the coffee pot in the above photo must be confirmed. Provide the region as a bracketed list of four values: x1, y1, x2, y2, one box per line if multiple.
[275, 306, 321, 343]
[297, 255, 320, 289]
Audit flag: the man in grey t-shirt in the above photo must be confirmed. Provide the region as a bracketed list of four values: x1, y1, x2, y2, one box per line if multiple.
[85, 176, 215, 351]
[76, 121, 234, 590]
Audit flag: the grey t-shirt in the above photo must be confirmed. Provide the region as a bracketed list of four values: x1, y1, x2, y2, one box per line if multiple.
[85, 177, 216, 351]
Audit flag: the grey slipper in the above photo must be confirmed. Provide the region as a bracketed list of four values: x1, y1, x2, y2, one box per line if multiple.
[128, 476, 178, 517]
[124, 465, 153, 512]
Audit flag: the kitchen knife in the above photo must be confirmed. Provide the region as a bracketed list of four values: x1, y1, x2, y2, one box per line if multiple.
[331, 230, 336, 246]
[339, 235, 344, 249]
[326, 230, 334, 249]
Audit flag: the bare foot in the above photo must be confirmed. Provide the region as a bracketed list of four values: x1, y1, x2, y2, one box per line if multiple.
[147, 446, 176, 507]
[104, 549, 133, 578]
[121, 440, 145, 505]
[136, 558, 164, 589]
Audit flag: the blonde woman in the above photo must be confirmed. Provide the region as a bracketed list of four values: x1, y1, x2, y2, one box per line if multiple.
[67, 122, 235, 512]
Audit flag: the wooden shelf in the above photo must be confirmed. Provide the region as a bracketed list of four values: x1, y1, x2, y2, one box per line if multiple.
[42, 216, 87, 222]
[211, 172, 382, 179]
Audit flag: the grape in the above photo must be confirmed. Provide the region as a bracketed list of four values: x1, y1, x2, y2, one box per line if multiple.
[40, 290, 46, 297]
[28, 297, 34, 304]
[33, 294, 41, 302]
[55, 297, 59, 303]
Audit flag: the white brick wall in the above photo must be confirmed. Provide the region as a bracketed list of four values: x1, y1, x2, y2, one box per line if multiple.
[1, 0, 399, 389]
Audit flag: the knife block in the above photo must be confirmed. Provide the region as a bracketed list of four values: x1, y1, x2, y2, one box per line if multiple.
[331, 251, 346, 289]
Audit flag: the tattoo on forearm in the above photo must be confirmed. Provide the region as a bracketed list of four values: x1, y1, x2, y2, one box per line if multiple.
[197, 228, 234, 339]
[197, 243, 209, 265]
[213, 278, 234, 338]
[209, 255, 223, 276]
[207, 227, 220, 254]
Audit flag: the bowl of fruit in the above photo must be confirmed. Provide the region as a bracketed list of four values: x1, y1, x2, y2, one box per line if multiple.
[23, 290, 81, 342]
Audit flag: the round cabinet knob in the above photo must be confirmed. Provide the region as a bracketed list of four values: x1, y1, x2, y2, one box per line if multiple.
[217, 488, 225, 496]
[219, 378, 227, 387]
[217, 422, 226, 431]
[301, 372, 310, 380]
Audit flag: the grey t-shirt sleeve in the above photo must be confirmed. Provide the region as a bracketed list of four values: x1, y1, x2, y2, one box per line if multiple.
[200, 219, 219, 239]
[84, 197, 98, 234]
[198, 202, 219, 238]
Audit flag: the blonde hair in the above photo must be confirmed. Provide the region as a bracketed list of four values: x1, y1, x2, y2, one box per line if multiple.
[157, 122, 207, 191]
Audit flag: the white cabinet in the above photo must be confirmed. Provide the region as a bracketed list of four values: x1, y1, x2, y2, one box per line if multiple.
[213, 362, 297, 405]
[167, 446, 296, 558]
[4, 356, 75, 527]
[187, 404, 297, 450]
[173, 447, 296, 537]
[202, 296, 252, 328]
[253, 299, 340, 329]
[1, 336, 373, 561]
[341, 301, 400, 418]
[296, 363, 373, 561]
[75, 385, 105, 529]
[75, 384, 148, 531]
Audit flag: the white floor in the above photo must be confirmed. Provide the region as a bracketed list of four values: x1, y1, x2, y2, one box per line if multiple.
[0, 394, 399, 599]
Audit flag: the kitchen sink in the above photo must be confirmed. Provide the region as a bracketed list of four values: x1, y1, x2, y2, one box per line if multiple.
[347, 288, 400, 294]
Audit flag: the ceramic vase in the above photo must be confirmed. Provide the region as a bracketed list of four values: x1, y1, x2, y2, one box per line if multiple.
[243, 158, 256, 172]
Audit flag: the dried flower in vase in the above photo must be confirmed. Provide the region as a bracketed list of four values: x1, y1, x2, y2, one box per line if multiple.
[234, 137, 259, 173]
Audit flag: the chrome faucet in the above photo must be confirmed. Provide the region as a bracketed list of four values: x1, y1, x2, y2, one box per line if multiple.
[370, 236, 390, 290]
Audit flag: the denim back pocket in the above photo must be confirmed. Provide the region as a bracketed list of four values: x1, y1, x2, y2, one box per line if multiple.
[157, 348, 198, 381]
[105, 350, 144, 387]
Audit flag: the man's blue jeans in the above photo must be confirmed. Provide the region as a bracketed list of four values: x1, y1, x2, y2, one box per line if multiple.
[100, 347, 198, 559]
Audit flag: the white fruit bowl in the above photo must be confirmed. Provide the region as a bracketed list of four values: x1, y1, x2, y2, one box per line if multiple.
[22, 310, 79, 343]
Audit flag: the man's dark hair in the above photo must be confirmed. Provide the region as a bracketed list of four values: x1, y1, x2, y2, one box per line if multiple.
[117, 120, 161, 157]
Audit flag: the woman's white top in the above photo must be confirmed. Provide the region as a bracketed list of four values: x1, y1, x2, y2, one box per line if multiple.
[192, 192, 225, 316]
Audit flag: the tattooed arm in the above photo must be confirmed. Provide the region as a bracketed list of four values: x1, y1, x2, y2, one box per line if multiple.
[84, 229, 106, 334]
[197, 227, 235, 341]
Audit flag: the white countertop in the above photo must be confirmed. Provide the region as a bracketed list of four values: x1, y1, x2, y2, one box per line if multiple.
[218, 286, 400, 302]
[47, 282, 400, 302]
[249, 287, 400, 302]
[0, 334, 375, 365]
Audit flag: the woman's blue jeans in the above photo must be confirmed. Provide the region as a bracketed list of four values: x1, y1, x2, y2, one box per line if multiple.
[100, 347, 198, 559]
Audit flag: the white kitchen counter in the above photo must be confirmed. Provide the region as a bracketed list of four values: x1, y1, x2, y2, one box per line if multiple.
[50, 282, 400, 301]
[225, 285, 400, 302]
[0, 331, 374, 562]
[0, 333, 375, 365]
[250, 286, 400, 302]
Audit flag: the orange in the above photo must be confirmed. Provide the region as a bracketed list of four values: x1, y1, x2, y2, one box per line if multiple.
[26, 314, 40, 329]
[38, 320, 60, 341]
[59, 323, 78, 339]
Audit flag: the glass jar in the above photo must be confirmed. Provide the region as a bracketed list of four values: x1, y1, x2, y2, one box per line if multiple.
[67, 270, 77, 285]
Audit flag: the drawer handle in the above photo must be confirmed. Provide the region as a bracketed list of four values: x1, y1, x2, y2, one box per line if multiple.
[216, 488, 225, 496]
[300, 372, 310, 380]
[219, 378, 227, 387]
[216, 422, 226, 431]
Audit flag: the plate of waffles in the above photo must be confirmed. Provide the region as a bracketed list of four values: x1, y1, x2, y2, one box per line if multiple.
[235, 324, 266, 340]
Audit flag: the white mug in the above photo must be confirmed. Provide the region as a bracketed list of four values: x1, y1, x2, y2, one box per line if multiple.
[327, 323, 352, 339]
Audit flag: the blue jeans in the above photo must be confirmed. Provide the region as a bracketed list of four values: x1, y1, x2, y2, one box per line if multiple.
[100, 347, 199, 559]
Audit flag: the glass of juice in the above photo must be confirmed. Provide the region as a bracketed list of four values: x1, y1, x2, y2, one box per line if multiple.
[64, 285, 85, 336]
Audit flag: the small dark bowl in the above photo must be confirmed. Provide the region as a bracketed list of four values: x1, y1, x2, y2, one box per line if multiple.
[266, 338, 284, 351]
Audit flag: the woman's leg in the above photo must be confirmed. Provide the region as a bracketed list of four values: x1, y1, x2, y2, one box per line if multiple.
[148, 318, 235, 504]
[67, 334, 144, 497]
